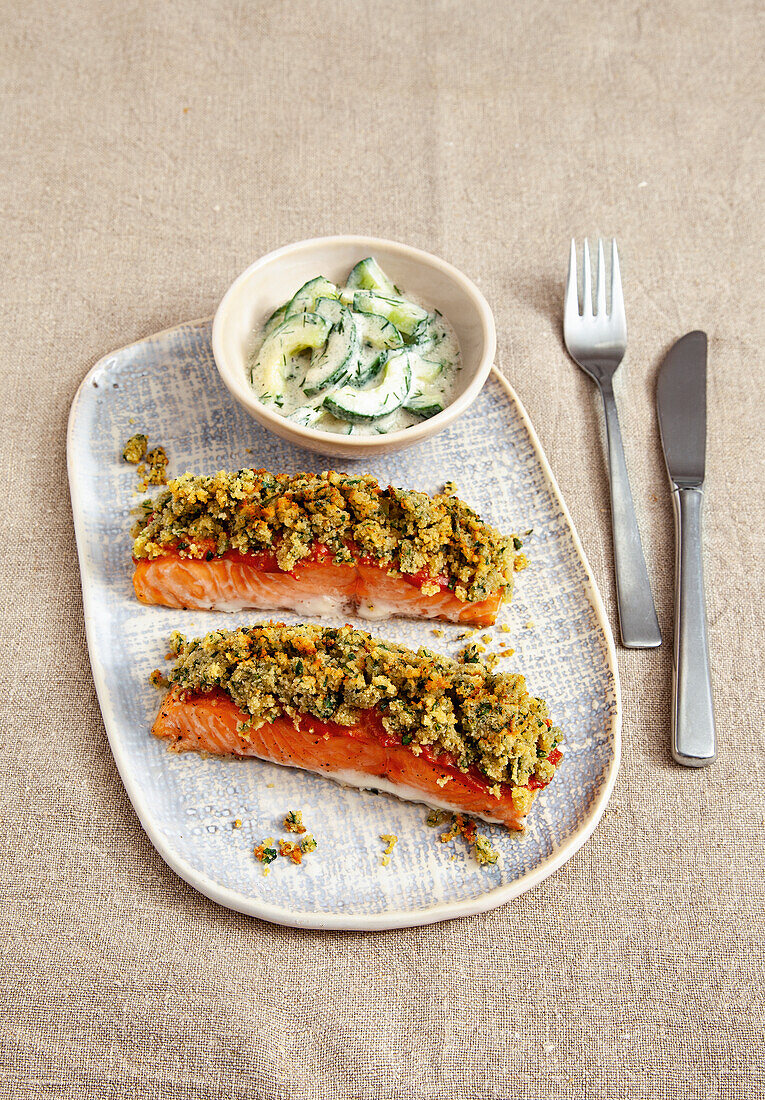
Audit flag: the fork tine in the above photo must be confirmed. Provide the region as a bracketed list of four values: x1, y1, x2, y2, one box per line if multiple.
[611, 239, 627, 333]
[582, 239, 593, 317]
[596, 239, 607, 316]
[565, 238, 579, 320]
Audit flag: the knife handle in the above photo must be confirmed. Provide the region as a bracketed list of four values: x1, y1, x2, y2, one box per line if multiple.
[671, 486, 716, 766]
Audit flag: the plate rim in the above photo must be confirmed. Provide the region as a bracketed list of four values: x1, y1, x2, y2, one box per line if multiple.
[67, 320, 622, 931]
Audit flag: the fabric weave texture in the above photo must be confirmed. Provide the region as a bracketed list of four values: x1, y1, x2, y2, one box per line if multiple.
[1, 1, 763, 1097]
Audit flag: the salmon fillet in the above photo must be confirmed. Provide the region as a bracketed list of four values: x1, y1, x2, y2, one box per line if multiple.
[131, 468, 527, 625]
[152, 687, 560, 831]
[134, 546, 504, 625]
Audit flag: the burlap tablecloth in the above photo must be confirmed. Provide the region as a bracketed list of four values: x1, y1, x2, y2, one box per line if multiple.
[2, 2, 763, 1097]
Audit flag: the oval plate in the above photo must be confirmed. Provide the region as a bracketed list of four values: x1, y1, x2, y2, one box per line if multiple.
[68, 320, 620, 930]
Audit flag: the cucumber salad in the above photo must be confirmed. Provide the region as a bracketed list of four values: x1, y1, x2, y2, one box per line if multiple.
[247, 257, 461, 435]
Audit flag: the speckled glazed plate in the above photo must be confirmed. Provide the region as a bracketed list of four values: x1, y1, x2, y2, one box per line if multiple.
[68, 319, 620, 930]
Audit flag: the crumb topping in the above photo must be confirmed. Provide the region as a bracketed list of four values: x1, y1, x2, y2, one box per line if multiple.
[166, 623, 562, 788]
[131, 468, 526, 603]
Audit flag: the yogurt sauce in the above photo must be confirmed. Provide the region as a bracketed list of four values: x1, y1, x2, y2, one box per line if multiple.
[246, 266, 461, 437]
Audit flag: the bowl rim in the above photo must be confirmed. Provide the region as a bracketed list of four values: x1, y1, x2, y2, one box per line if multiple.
[211, 235, 497, 451]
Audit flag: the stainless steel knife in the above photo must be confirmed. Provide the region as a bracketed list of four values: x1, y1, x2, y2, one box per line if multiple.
[656, 331, 716, 766]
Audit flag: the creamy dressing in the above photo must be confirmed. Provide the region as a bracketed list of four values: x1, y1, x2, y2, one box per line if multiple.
[246, 262, 461, 436]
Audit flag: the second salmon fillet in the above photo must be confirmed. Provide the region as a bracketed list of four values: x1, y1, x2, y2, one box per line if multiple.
[151, 623, 563, 832]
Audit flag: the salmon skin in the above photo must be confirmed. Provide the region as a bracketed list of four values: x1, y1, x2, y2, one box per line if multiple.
[134, 546, 505, 625]
[152, 688, 559, 831]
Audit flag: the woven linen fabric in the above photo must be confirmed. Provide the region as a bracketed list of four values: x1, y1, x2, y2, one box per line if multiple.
[2, 0, 763, 1097]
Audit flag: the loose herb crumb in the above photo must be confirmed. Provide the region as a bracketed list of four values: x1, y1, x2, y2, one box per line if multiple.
[254, 840, 278, 865]
[283, 810, 307, 834]
[380, 834, 398, 855]
[140, 446, 169, 489]
[472, 832, 499, 866]
[126, 434, 169, 490]
[233, 819, 242, 829]
[149, 668, 169, 689]
[278, 839, 303, 864]
[123, 434, 148, 464]
[433, 812, 499, 866]
[427, 809, 450, 828]
[254, 819, 318, 871]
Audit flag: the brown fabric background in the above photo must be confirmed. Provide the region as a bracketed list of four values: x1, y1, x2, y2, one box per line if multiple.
[2, 1, 764, 1097]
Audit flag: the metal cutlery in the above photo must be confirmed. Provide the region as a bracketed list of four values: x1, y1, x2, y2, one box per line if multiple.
[564, 239, 662, 649]
[656, 331, 716, 766]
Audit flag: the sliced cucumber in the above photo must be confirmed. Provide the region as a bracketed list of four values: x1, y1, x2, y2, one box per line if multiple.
[355, 345, 386, 386]
[252, 313, 332, 400]
[410, 313, 450, 353]
[404, 393, 444, 419]
[410, 316, 430, 345]
[324, 350, 412, 423]
[303, 309, 360, 397]
[352, 291, 428, 336]
[346, 257, 399, 296]
[263, 302, 287, 337]
[356, 310, 404, 350]
[285, 276, 340, 317]
[403, 354, 446, 419]
[288, 404, 326, 428]
[352, 311, 404, 384]
[314, 296, 345, 324]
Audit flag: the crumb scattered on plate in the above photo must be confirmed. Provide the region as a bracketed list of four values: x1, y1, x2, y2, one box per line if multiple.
[380, 833, 398, 866]
[122, 433, 147, 464]
[428, 811, 499, 866]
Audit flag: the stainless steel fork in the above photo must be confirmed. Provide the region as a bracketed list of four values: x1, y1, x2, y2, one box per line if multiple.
[564, 239, 661, 648]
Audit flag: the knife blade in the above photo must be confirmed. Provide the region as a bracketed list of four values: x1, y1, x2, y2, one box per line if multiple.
[657, 330, 707, 488]
[656, 331, 716, 766]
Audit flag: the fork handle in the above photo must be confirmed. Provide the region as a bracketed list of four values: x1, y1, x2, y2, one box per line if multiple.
[670, 487, 716, 765]
[599, 380, 662, 648]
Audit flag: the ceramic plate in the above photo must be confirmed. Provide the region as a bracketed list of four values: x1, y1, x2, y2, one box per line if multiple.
[68, 320, 620, 930]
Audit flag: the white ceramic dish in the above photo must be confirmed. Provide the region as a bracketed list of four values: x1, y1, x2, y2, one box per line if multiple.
[68, 319, 620, 931]
[212, 236, 496, 458]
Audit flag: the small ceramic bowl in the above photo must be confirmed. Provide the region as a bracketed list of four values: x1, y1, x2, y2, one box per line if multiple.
[211, 236, 496, 458]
